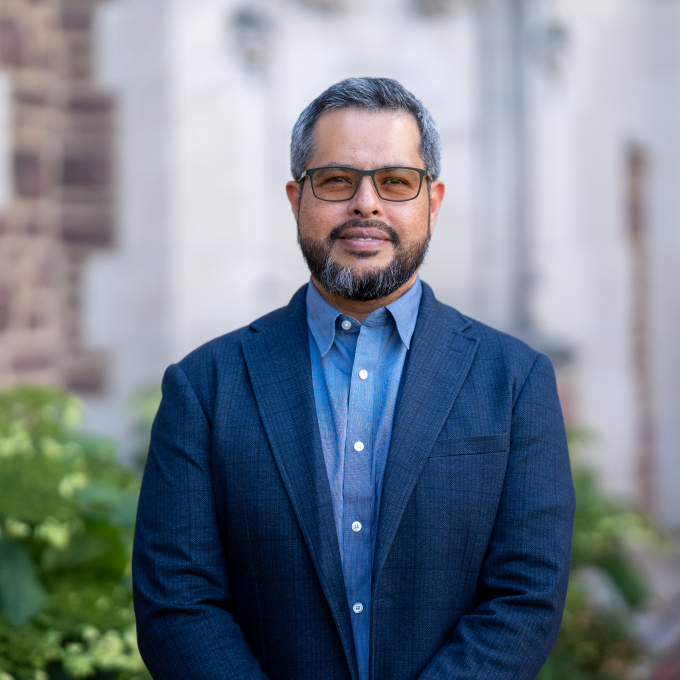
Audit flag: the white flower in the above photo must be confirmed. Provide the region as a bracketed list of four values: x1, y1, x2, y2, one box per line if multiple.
[63, 652, 94, 679]
[82, 625, 101, 643]
[63, 398, 82, 429]
[0, 430, 33, 458]
[41, 437, 65, 461]
[58, 472, 89, 498]
[89, 628, 146, 672]
[34, 517, 71, 550]
[5, 518, 31, 539]
[90, 630, 125, 668]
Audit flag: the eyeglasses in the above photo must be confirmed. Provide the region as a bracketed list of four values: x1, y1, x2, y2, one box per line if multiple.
[298, 166, 431, 202]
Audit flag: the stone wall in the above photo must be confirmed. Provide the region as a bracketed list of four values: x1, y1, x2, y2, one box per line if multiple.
[0, 0, 113, 393]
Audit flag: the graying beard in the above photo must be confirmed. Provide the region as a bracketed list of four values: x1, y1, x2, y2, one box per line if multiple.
[317, 241, 428, 302]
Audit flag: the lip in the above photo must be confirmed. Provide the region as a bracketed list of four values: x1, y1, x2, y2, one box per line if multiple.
[337, 227, 391, 251]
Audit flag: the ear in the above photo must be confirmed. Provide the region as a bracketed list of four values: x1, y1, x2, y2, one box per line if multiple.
[286, 180, 301, 220]
[427, 180, 445, 236]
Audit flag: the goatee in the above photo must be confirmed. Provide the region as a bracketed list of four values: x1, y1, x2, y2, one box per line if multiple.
[298, 219, 430, 302]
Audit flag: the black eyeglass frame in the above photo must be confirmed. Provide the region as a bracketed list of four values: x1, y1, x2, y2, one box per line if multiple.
[298, 166, 432, 203]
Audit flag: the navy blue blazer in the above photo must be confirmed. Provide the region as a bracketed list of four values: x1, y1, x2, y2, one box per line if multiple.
[133, 282, 575, 680]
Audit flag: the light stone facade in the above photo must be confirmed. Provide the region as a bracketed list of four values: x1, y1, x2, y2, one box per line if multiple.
[76, 0, 680, 527]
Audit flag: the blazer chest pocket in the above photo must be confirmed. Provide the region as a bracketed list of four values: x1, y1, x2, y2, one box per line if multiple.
[429, 434, 510, 457]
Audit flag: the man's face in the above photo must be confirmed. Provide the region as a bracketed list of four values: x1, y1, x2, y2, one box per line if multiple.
[286, 108, 445, 301]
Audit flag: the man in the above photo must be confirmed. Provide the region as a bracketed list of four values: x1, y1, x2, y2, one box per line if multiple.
[133, 77, 575, 680]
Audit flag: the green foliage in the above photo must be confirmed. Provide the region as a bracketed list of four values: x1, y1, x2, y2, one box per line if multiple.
[128, 388, 162, 472]
[540, 584, 640, 680]
[0, 385, 149, 680]
[570, 467, 651, 609]
[0, 540, 47, 628]
[537, 428, 659, 680]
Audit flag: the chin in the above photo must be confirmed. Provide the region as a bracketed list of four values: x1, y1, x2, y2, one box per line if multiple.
[339, 258, 390, 274]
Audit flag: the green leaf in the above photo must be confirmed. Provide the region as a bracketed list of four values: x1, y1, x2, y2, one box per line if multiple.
[0, 538, 48, 627]
[75, 481, 139, 529]
[41, 533, 110, 572]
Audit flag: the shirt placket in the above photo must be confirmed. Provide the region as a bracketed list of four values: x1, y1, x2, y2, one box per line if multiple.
[342, 320, 381, 678]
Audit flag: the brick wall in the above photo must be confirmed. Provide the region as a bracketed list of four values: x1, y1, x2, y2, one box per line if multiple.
[0, 0, 113, 394]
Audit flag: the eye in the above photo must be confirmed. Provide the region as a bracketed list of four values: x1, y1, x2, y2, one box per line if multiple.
[316, 172, 354, 186]
[380, 173, 416, 188]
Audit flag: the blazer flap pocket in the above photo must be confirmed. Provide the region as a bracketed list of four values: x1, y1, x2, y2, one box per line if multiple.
[430, 434, 509, 457]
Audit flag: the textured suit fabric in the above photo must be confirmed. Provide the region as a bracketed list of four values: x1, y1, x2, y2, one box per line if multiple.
[133, 281, 576, 680]
[306, 277, 421, 680]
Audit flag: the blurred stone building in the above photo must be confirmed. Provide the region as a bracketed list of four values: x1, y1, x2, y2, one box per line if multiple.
[0, 0, 678, 529]
[0, 0, 113, 392]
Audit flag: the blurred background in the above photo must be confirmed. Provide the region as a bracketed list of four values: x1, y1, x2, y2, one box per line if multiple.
[0, 0, 679, 678]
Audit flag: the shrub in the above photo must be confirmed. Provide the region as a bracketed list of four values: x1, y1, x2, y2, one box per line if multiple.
[537, 429, 659, 680]
[0, 385, 149, 680]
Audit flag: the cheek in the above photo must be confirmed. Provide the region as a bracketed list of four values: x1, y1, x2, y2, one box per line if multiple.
[299, 198, 344, 235]
[388, 203, 429, 238]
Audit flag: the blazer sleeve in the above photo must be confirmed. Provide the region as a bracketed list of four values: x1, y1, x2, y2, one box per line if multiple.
[133, 363, 270, 680]
[418, 353, 576, 680]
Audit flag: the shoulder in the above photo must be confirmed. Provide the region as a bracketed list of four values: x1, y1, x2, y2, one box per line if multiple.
[423, 282, 539, 358]
[176, 324, 249, 379]
[181, 284, 306, 364]
[167, 284, 308, 410]
[421, 282, 551, 393]
[464, 314, 541, 370]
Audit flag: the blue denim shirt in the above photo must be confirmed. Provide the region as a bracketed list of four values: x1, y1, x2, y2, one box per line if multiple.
[306, 277, 422, 680]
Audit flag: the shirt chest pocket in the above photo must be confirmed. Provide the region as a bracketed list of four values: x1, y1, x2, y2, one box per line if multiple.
[429, 434, 510, 457]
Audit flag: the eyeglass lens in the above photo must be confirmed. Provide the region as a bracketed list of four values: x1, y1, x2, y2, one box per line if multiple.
[311, 167, 423, 201]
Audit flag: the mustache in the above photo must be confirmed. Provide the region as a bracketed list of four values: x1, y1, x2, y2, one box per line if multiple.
[329, 219, 400, 245]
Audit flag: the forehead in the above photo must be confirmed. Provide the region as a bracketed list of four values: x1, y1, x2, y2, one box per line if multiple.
[309, 108, 423, 169]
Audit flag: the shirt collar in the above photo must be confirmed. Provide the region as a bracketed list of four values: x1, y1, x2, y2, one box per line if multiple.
[306, 276, 422, 357]
[385, 276, 422, 349]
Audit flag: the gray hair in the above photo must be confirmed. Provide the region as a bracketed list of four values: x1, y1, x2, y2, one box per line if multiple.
[290, 77, 442, 181]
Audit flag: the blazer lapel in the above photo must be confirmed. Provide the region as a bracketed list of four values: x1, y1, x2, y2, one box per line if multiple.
[373, 284, 480, 584]
[241, 286, 359, 680]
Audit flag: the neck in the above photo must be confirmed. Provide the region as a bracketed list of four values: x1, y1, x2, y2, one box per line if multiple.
[311, 273, 418, 323]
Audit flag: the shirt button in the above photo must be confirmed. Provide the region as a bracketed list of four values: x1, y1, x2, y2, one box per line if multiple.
[359, 370, 368, 380]
[353, 602, 364, 614]
[354, 441, 364, 452]
[352, 521, 362, 532]
[341, 320, 352, 331]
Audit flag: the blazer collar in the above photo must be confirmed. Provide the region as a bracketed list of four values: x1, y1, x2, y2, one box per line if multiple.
[372, 282, 479, 585]
[243, 284, 359, 680]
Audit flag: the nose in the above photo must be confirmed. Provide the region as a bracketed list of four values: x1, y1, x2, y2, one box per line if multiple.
[347, 175, 383, 218]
